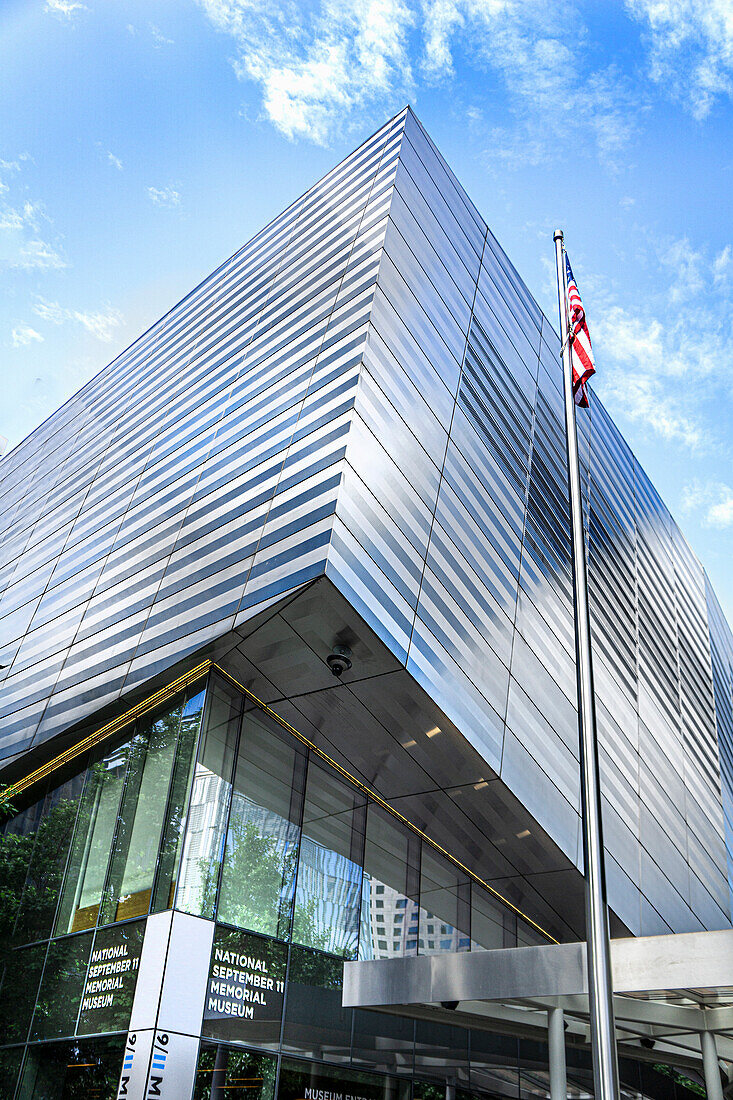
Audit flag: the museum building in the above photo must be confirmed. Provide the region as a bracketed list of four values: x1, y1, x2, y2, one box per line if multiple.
[1, 108, 732, 1098]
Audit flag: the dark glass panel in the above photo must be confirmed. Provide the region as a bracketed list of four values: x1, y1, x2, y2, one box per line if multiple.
[0, 1046, 24, 1100]
[281, 946, 351, 1063]
[468, 1029, 519, 1097]
[414, 1019, 468, 1084]
[12, 773, 86, 945]
[292, 762, 366, 958]
[15, 1034, 125, 1100]
[77, 919, 145, 1035]
[1, 792, 49, 952]
[30, 932, 93, 1040]
[418, 849, 470, 956]
[99, 698, 184, 925]
[278, 1057, 410, 1100]
[0, 942, 46, 1045]
[151, 686, 206, 912]
[351, 1009, 415, 1075]
[54, 741, 132, 935]
[217, 709, 306, 939]
[470, 886, 514, 951]
[203, 926, 287, 1049]
[176, 677, 241, 918]
[193, 1042, 277, 1100]
[359, 805, 420, 961]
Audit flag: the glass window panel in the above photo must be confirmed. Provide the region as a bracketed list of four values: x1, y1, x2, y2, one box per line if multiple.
[12, 772, 86, 945]
[359, 805, 420, 961]
[30, 931, 93, 1040]
[281, 948, 352, 1062]
[99, 698, 185, 925]
[292, 762, 366, 959]
[151, 686, 206, 912]
[218, 709, 306, 938]
[278, 1057, 410, 1100]
[16, 1035, 126, 1100]
[0, 1047, 24, 1097]
[418, 849, 470, 956]
[176, 676, 241, 917]
[469, 1029, 519, 1096]
[414, 1019, 468, 1083]
[203, 925, 287, 1049]
[77, 918, 145, 1035]
[0, 792, 48, 950]
[54, 742, 131, 935]
[470, 885, 514, 951]
[193, 1042, 277, 1100]
[351, 1009, 415, 1075]
[0, 942, 46, 1045]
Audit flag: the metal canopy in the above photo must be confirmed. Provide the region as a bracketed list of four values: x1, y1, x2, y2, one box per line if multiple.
[343, 929, 733, 1074]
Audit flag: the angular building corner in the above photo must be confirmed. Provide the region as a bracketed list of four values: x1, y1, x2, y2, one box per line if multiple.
[2, 106, 733, 1097]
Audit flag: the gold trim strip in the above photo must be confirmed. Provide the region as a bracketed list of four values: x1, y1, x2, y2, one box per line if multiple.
[3, 661, 213, 799]
[3, 657, 557, 944]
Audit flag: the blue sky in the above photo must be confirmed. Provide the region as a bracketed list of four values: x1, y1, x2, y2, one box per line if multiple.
[1, 0, 732, 620]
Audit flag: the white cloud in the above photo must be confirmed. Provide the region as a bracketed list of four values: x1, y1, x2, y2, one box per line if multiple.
[658, 236, 705, 304]
[199, 0, 415, 145]
[44, 0, 88, 17]
[150, 24, 174, 47]
[11, 325, 44, 348]
[147, 185, 181, 208]
[626, 0, 733, 119]
[713, 245, 731, 286]
[593, 294, 732, 451]
[33, 297, 122, 341]
[683, 480, 733, 528]
[198, 0, 636, 161]
[107, 151, 123, 171]
[11, 239, 66, 270]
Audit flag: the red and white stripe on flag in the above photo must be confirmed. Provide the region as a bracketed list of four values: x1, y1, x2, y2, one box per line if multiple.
[565, 254, 595, 408]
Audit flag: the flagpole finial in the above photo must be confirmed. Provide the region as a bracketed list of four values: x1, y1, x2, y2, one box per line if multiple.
[553, 229, 564, 243]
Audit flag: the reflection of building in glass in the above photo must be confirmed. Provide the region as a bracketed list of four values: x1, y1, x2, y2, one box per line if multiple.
[2, 107, 733, 1099]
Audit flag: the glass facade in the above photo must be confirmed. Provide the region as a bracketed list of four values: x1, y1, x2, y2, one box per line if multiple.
[0, 669, 717, 1098]
[1, 669, 555, 1095]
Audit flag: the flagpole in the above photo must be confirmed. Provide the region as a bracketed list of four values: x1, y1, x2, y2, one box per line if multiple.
[553, 229, 620, 1100]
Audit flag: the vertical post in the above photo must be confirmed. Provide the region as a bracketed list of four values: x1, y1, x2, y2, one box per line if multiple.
[548, 1007, 567, 1100]
[701, 1030, 724, 1100]
[553, 230, 620, 1100]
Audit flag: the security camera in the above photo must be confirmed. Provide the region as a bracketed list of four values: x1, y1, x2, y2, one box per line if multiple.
[326, 644, 352, 677]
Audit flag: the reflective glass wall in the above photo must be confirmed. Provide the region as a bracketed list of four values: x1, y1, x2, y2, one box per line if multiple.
[0, 678, 206, 1091]
[170, 671, 544, 958]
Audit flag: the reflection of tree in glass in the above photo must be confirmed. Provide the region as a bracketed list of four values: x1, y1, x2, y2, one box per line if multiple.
[193, 1043, 276, 1100]
[0, 793, 79, 956]
[100, 703, 185, 925]
[17, 1035, 125, 1099]
[200, 819, 326, 950]
[31, 932, 92, 1040]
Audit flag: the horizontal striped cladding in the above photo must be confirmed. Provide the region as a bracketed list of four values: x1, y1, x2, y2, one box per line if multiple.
[707, 576, 733, 907]
[0, 110, 406, 753]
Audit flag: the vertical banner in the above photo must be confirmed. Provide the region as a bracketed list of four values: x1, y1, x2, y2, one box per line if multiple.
[116, 1030, 154, 1100]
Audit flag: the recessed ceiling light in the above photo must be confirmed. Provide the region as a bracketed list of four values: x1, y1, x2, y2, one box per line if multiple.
[425, 726, 441, 738]
[516, 829, 531, 839]
[402, 739, 417, 748]
[473, 780, 489, 790]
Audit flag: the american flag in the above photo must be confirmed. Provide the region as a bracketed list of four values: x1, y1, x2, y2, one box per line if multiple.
[565, 255, 595, 408]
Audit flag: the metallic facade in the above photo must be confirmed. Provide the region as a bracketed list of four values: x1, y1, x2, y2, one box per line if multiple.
[1, 106, 732, 951]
